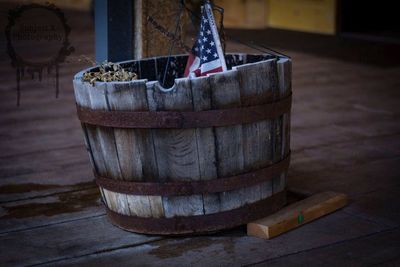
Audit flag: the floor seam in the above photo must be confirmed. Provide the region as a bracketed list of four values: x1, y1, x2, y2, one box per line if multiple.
[27, 238, 164, 267]
[244, 226, 400, 267]
[0, 213, 106, 236]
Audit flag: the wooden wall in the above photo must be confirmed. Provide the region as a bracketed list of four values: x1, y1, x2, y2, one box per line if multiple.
[215, 0, 337, 35]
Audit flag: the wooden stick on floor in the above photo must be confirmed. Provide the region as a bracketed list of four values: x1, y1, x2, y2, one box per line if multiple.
[247, 191, 348, 240]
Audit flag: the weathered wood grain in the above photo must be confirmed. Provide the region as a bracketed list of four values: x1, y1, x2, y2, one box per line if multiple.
[235, 58, 278, 202]
[146, 79, 203, 217]
[0, 164, 94, 204]
[0, 215, 162, 267]
[274, 58, 292, 193]
[190, 75, 220, 214]
[51, 211, 387, 267]
[278, 58, 292, 157]
[104, 80, 162, 218]
[73, 78, 109, 208]
[0, 188, 103, 234]
[208, 70, 246, 211]
[84, 82, 130, 214]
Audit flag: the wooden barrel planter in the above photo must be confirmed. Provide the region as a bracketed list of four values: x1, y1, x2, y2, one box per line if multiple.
[73, 53, 292, 235]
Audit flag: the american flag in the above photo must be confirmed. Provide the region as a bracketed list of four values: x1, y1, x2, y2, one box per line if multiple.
[184, 3, 227, 77]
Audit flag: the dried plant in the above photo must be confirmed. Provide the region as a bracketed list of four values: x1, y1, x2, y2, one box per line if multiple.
[82, 61, 138, 85]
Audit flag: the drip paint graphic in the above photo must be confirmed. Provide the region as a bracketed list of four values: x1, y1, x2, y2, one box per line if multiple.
[5, 3, 74, 105]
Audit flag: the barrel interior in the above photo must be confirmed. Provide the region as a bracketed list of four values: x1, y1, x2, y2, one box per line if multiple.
[86, 53, 276, 88]
[74, 53, 291, 235]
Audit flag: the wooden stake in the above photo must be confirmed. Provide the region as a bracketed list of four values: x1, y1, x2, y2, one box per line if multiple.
[247, 191, 348, 239]
[134, 0, 188, 58]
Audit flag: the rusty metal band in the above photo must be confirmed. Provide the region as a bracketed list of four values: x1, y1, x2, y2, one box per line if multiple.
[77, 94, 292, 129]
[95, 153, 290, 196]
[105, 190, 286, 235]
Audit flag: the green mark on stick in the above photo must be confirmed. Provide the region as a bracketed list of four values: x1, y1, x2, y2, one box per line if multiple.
[297, 212, 304, 224]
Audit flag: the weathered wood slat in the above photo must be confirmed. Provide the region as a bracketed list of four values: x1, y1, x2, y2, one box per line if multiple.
[274, 58, 292, 193]
[190, 75, 220, 214]
[107, 80, 163, 217]
[104, 80, 159, 218]
[87, 83, 127, 214]
[209, 70, 246, 211]
[73, 79, 109, 208]
[235, 58, 278, 202]
[147, 79, 203, 217]
[278, 58, 292, 157]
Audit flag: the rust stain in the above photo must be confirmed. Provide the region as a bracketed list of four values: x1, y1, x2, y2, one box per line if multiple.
[1, 187, 101, 219]
[0, 181, 95, 194]
[149, 237, 235, 259]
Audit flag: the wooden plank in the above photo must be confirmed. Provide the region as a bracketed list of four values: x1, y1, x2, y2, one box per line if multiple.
[87, 82, 132, 215]
[208, 70, 245, 211]
[190, 75, 220, 214]
[105, 80, 147, 218]
[0, 130, 83, 158]
[73, 78, 110, 210]
[0, 215, 162, 267]
[0, 163, 95, 203]
[0, 116, 79, 140]
[0, 146, 87, 179]
[147, 78, 203, 218]
[105, 80, 163, 218]
[73, 79, 106, 177]
[247, 191, 348, 239]
[251, 229, 400, 267]
[234, 58, 278, 202]
[274, 57, 292, 193]
[289, 153, 400, 198]
[56, 211, 386, 267]
[0, 188, 103, 234]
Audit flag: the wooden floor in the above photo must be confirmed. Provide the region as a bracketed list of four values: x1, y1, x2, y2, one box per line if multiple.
[1, 7, 400, 267]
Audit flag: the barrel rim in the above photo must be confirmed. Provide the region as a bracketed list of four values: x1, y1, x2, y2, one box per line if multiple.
[73, 53, 291, 90]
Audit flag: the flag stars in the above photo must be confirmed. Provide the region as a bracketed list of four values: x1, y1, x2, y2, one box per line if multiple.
[185, 5, 225, 76]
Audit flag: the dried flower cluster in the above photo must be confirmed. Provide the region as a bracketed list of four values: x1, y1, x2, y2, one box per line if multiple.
[82, 61, 138, 85]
